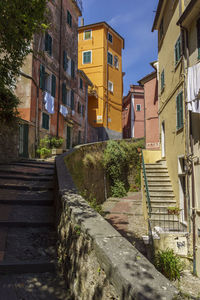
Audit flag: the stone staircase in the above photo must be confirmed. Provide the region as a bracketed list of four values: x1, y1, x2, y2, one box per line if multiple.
[143, 161, 184, 232]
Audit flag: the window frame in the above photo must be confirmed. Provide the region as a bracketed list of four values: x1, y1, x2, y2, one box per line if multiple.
[108, 80, 114, 93]
[107, 51, 113, 66]
[175, 36, 182, 66]
[83, 50, 92, 64]
[44, 32, 52, 56]
[42, 112, 50, 130]
[136, 104, 141, 112]
[176, 91, 184, 131]
[84, 30, 92, 40]
[108, 32, 113, 43]
[67, 10, 72, 27]
[114, 55, 119, 69]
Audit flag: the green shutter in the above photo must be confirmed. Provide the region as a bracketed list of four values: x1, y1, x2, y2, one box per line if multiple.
[51, 74, 56, 97]
[71, 90, 74, 110]
[197, 19, 200, 59]
[71, 59, 75, 78]
[161, 70, 164, 91]
[40, 64, 45, 90]
[45, 33, 48, 52]
[177, 92, 183, 130]
[62, 83, 66, 105]
[67, 10, 72, 27]
[63, 51, 67, 70]
[48, 35, 52, 56]
[42, 113, 49, 130]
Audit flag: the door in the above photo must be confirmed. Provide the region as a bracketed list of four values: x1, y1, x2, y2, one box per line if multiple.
[66, 126, 71, 149]
[19, 124, 29, 158]
[161, 121, 165, 158]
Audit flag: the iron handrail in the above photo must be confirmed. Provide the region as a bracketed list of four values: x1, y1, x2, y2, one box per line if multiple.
[141, 151, 152, 217]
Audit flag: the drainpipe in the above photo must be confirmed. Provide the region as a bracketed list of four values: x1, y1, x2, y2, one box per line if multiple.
[131, 92, 135, 138]
[19, 71, 39, 155]
[57, 0, 63, 137]
[85, 85, 88, 143]
[106, 28, 109, 130]
[181, 25, 196, 275]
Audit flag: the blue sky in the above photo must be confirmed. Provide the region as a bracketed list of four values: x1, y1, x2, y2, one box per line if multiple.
[81, 0, 158, 95]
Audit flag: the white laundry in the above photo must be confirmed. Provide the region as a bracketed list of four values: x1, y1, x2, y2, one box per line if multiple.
[187, 62, 200, 113]
[44, 91, 54, 114]
[60, 105, 68, 117]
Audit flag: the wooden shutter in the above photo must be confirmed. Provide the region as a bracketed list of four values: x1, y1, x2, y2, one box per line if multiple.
[45, 33, 48, 52]
[42, 113, 49, 130]
[197, 19, 200, 59]
[71, 90, 74, 110]
[63, 51, 67, 70]
[48, 35, 52, 56]
[51, 74, 56, 97]
[71, 59, 75, 78]
[177, 92, 183, 129]
[62, 83, 66, 104]
[39, 64, 45, 90]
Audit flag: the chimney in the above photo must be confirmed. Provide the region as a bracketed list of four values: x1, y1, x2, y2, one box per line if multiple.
[80, 18, 84, 26]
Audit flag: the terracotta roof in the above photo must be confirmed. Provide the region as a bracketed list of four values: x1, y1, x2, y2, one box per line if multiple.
[138, 71, 157, 85]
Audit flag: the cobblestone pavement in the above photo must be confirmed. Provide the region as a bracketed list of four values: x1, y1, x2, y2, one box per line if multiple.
[0, 159, 70, 300]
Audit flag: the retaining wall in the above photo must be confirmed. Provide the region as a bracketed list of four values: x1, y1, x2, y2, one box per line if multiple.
[56, 150, 179, 300]
[0, 124, 19, 163]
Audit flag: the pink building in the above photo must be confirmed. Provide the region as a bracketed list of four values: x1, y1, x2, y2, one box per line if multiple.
[122, 85, 144, 139]
[138, 64, 159, 149]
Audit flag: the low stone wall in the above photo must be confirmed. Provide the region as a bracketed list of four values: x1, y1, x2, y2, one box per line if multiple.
[0, 124, 19, 163]
[56, 151, 179, 300]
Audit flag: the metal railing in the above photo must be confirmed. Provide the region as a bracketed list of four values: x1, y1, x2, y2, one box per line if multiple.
[141, 151, 152, 218]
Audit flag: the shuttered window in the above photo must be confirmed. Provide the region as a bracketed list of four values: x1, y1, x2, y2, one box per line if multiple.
[176, 92, 183, 130]
[78, 102, 81, 114]
[108, 52, 113, 66]
[42, 113, 49, 130]
[45, 33, 52, 56]
[71, 90, 74, 110]
[175, 36, 182, 65]
[71, 59, 75, 79]
[51, 74, 56, 97]
[161, 69, 165, 91]
[197, 18, 200, 59]
[83, 51, 91, 64]
[80, 78, 83, 89]
[63, 50, 68, 71]
[39, 65, 45, 90]
[67, 10, 72, 27]
[62, 83, 67, 105]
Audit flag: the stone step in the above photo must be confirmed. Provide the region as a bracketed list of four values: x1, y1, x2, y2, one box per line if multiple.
[147, 178, 171, 182]
[150, 199, 176, 204]
[146, 182, 172, 187]
[10, 163, 54, 170]
[145, 165, 167, 170]
[19, 159, 54, 166]
[144, 173, 169, 177]
[0, 189, 53, 201]
[149, 192, 175, 197]
[151, 205, 177, 213]
[0, 178, 54, 191]
[148, 187, 173, 191]
[0, 174, 53, 182]
[0, 205, 54, 227]
[0, 199, 53, 206]
[0, 168, 54, 177]
[3, 227, 56, 264]
[0, 261, 55, 274]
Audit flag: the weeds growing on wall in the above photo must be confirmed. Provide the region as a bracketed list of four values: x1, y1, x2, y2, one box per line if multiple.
[103, 139, 144, 197]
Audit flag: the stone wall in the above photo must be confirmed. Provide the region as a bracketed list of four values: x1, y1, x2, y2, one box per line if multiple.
[55, 151, 179, 300]
[0, 124, 19, 163]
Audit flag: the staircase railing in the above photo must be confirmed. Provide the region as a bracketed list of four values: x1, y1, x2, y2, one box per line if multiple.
[141, 151, 152, 218]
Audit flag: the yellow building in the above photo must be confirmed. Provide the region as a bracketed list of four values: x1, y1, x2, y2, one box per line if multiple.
[151, 0, 200, 276]
[78, 22, 124, 140]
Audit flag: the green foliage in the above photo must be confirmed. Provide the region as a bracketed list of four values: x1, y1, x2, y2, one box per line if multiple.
[155, 249, 183, 281]
[88, 197, 103, 215]
[103, 139, 144, 197]
[0, 0, 48, 122]
[39, 136, 50, 149]
[50, 137, 64, 148]
[36, 147, 51, 158]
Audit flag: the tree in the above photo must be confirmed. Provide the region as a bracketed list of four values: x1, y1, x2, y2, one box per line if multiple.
[0, 0, 48, 124]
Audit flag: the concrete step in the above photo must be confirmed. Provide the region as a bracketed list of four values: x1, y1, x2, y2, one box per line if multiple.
[0, 178, 54, 191]
[151, 205, 177, 213]
[145, 173, 169, 177]
[147, 178, 171, 182]
[148, 187, 173, 191]
[0, 189, 53, 201]
[146, 182, 172, 187]
[0, 261, 55, 274]
[145, 165, 167, 170]
[0, 199, 53, 206]
[150, 199, 176, 204]
[0, 168, 54, 177]
[0, 205, 54, 227]
[19, 159, 54, 166]
[0, 174, 53, 182]
[10, 163, 54, 170]
[149, 192, 175, 197]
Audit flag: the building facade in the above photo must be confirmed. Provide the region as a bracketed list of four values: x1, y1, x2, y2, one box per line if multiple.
[78, 22, 124, 141]
[16, 0, 83, 157]
[138, 63, 159, 150]
[122, 85, 144, 139]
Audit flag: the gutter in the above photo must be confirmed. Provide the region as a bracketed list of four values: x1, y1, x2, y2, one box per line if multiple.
[57, 0, 63, 137]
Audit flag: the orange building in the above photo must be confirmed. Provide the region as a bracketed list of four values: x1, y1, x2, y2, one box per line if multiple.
[78, 22, 124, 140]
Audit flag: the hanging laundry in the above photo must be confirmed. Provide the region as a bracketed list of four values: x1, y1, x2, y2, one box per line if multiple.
[187, 62, 200, 113]
[44, 91, 55, 114]
[60, 105, 68, 117]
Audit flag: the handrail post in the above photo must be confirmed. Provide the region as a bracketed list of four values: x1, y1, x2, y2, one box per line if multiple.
[141, 151, 152, 218]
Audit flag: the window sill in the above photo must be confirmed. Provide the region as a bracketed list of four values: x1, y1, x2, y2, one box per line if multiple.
[174, 57, 182, 71]
[161, 86, 165, 94]
[176, 126, 183, 134]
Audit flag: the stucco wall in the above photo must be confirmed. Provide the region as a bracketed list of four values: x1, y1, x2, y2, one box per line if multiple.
[55, 151, 178, 300]
[0, 125, 19, 163]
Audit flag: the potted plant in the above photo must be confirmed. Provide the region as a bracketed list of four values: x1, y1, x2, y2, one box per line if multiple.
[167, 206, 181, 216]
[50, 136, 64, 155]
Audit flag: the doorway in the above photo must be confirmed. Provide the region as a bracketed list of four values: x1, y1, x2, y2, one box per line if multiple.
[19, 124, 29, 158]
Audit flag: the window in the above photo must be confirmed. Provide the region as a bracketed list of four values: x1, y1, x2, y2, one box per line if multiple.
[175, 36, 182, 65]
[39, 65, 56, 96]
[114, 56, 119, 69]
[71, 90, 74, 110]
[108, 52, 113, 66]
[197, 18, 200, 59]
[82, 105, 85, 117]
[67, 10, 72, 27]
[80, 78, 83, 89]
[84, 30, 92, 40]
[108, 81, 113, 93]
[161, 69, 165, 91]
[136, 104, 141, 112]
[71, 59, 75, 79]
[62, 84, 70, 106]
[78, 102, 81, 114]
[45, 33, 52, 56]
[51, 74, 56, 97]
[83, 51, 92, 64]
[176, 91, 183, 130]
[63, 51, 69, 71]
[42, 113, 49, 130]
[108, 32, 113, 43]
[159, 18, 164, 41]
[44, 73, 51, 93]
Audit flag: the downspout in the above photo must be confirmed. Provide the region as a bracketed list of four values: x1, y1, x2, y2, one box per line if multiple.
[131, 92, 135, 138]
[181, 25, 196, 275]
[106, 28, 109, 130]
[57, 0, 63, 137]
[143, 86, 146, 146]
[85, 85, 88, 143]
[19, 71, 39, 155]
